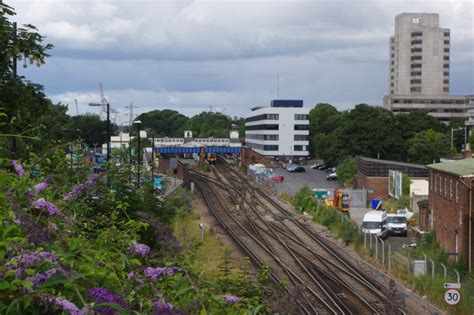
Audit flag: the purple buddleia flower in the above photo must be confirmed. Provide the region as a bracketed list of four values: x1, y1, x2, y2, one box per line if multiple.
[152, 300, 175, 315]
[63, 174, 105, 201]
[12, 160, 25, 177]
[221, 295, 240, 303]
[32, 199, 62, 217]
[40, 295, 85, 315]
[127, 271, 137, 279]
[89, 287, 128, 315]
[34, 181, 49, 193]
[144, 267, 180, 280]
[13, 217, 21, 224]
[27, 188, 35, 201]
[128, 240, 151, 257]
[164, 267, 180, 276]
[49, 222, 58, 231]
[144, 267, 165, 280]
[32, 268, 57, 288]
[3, 251, 58, 279]
[63, 184, 86, 201]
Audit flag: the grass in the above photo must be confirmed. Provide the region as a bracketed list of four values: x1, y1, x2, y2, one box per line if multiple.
[173, 209, 239, 277]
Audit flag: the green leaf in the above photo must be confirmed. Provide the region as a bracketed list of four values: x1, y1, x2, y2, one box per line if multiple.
[172, 286, 195, 302]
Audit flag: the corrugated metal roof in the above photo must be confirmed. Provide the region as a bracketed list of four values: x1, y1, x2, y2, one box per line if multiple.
[427, 159, 474, 176]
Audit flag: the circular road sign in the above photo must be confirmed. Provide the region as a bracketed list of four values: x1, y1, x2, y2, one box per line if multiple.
[444, 289, 461, 306]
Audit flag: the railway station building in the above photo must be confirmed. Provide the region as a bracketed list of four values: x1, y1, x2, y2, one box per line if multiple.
[245, 100, 309, 159]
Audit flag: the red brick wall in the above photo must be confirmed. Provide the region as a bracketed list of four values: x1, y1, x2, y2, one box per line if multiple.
[429, 170, 473, 266]
[355, 171, 389, 201]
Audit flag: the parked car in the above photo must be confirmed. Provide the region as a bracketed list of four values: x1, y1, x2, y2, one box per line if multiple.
[311, 163, 322, 169]
[286, 164, 297, 172]
[273, 175, 284, 183]
[289, 166, 305, 173]
[319, 165, 330, 170]
[326, 172, 337, 180]
[327, 167, 337, 173]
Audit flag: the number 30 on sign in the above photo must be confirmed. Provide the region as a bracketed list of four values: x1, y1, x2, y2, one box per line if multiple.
[444, 289, 461, 306]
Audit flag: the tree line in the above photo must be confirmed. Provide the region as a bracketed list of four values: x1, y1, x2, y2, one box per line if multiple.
[309, 103, 470, 166]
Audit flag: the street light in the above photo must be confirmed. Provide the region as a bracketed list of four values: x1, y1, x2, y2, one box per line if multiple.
[89, 102, 111, 162]
[134, 120, 142, 187]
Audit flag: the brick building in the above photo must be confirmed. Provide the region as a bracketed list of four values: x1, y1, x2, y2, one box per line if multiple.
[427, 159, 474, 270]
[354, 157, 428, 201]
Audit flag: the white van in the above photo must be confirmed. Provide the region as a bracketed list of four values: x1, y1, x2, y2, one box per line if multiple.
[362, 210, 388, 239]
[386, 213, 408, 236]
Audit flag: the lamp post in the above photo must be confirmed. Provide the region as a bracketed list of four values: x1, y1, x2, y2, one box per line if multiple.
[151, 133, 155, 182]
[89, 102, 111, 162]
[134, 120, 142, 187]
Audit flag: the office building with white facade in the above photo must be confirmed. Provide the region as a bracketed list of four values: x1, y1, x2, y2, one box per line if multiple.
[245, 100, 309, 157]
[383, 13, 470, 122]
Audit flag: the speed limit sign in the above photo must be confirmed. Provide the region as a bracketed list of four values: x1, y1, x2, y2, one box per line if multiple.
[444, 288, 461, 305]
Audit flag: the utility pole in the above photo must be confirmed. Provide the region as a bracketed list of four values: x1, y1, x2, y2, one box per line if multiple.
[151, 134, 155, 182]
[11, 22, 17, 158]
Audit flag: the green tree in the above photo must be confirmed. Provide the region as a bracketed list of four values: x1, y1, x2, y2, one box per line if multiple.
[337, 157, 357, 186]
[309, 103, 342, 157]
[65, 114, 117, 147]
[0, 3, 54, 158]
[406, 129, 450, 165]
[396, 110, 447, 140]
[135, 109, 189, 137]
[322, 104, 404, 165]
[186, 111, 232, 137]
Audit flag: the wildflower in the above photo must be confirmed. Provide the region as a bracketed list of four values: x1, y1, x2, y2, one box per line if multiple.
[27, 188, 35, 201]
[221, 295, 240, 303]
[127, 271, 137, 279]
[49, 222, 58, 231]
[40, 295, 85, 315]
[144, 267, 165, 280]
[152, 300, 174, 315]
[3, 251, 58, 279]
[34, 181, 49, 193]
[63, 174, 104, 200]
[128, 240, 151, 257]
[144, 267, 180, 280]
[14, 217, 21, 224]
[164, 267, 180, 276]
[12, 160, 25, 177]
[32, 199, 61, 216]
[89, 287, 127, 315]
[32, 268, 57, 289]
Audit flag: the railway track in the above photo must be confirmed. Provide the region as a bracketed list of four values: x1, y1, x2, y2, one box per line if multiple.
[185, 157, 406, 314]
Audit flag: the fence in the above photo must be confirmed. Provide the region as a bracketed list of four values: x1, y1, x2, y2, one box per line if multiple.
[341, 188, 367, 207]
[364, 233, 463, 282]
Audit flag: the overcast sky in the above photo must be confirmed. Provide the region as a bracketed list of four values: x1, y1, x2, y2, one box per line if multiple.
[9, 0, 474, 124]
